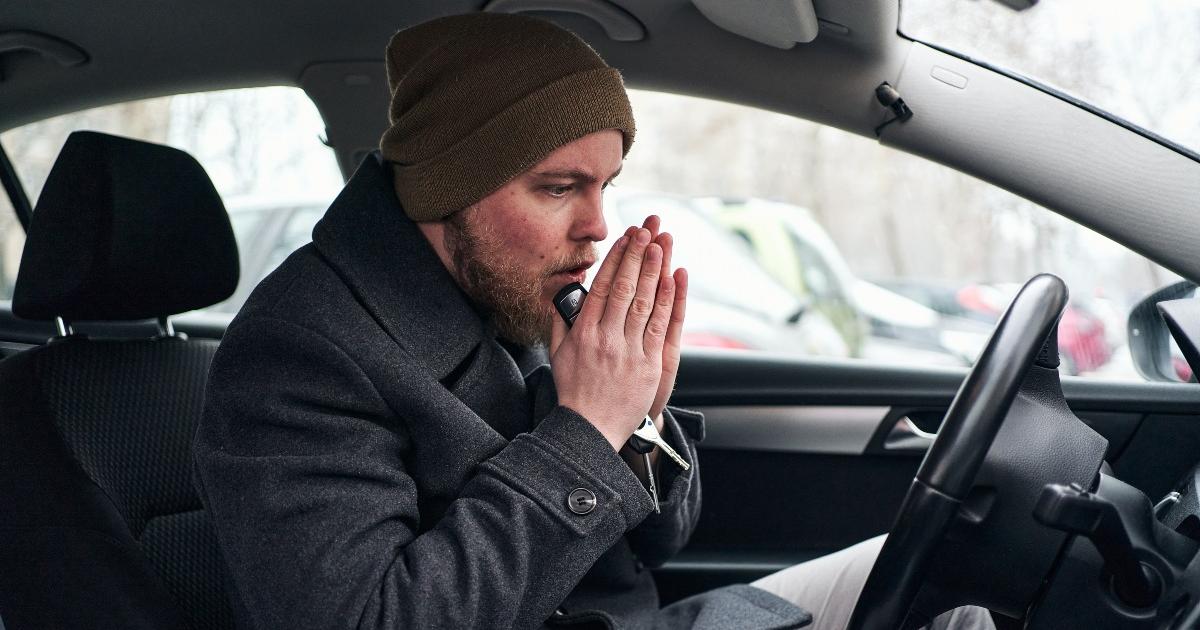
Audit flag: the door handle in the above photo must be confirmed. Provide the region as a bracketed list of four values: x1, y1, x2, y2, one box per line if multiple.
[883, 416, 937, 452]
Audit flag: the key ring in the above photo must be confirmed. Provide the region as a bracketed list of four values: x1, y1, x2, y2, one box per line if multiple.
[627, 415, 659, 454]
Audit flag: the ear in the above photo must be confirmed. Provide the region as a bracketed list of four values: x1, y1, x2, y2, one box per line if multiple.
[417, 218, 456, 277]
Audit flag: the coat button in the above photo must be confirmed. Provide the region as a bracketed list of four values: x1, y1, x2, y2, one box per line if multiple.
[567, 488, 597, 515]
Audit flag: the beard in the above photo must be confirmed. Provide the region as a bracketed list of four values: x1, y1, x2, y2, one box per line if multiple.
[444, 208, 596, 347]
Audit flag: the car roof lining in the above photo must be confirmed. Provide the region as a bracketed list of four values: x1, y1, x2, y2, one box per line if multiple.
[0, 0, 902, 135]
[3, 1, 1198, 284]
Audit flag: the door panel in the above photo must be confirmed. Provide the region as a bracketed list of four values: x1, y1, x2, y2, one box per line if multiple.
[1, 307, 1195, 608]
[700, 405, 890, 455]
[655, 350, 1200, 603]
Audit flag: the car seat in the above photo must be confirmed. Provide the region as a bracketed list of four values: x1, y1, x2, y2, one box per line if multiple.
[0, 131, 239, 629]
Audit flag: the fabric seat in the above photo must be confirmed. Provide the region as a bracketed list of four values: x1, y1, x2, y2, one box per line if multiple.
[0, 131, 240, 629]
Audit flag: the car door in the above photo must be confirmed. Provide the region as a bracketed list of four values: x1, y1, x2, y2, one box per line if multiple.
[652, 349, 1200, 604]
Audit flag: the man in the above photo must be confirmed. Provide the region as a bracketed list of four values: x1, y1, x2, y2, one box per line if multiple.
[193, 12, 993, 630]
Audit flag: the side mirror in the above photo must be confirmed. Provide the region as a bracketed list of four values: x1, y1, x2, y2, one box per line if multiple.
[1128, 280, 1198, 382]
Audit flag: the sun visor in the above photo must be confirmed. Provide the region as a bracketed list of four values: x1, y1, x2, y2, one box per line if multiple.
[692, 0, 819, 49]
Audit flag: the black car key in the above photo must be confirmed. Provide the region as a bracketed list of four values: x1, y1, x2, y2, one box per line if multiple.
[553, 282, 587, 328]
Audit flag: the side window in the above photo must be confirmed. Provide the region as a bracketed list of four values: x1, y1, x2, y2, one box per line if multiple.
[261, 205, 327, 282]
[621, 89, 1178, 380]
[0, 87, 342, 312]
[0, 179, 24, 301]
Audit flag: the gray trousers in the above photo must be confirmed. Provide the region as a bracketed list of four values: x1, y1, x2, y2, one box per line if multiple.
[751, 536, 996, 630]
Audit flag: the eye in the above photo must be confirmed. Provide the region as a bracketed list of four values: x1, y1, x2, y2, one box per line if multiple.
[544, 185, 572, 198]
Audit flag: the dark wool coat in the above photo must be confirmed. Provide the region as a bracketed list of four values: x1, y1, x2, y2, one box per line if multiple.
[192, 153, 811, 630]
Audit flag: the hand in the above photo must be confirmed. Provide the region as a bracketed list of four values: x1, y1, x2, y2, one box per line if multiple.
[550, 227, 677, 451]
[577, 217, 689, 428]
[635, 216, 689, 420]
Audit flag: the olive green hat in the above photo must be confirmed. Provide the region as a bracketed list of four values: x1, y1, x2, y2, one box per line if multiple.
[379, 12, 636, 221]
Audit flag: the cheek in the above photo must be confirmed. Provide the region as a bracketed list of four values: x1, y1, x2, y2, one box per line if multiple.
[508, 220, 567, 265]
[485, 189, 572, 268]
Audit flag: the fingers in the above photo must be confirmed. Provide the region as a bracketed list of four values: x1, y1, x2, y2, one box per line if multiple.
[656, 231, 673, 279]
[644, 272, 676, 355]
[624, 242, 663, 339]
[624, 221, 671, 281]
[577, 234, 628, 326]
[600, 228, 652, 330]
[549, 311, 567, 358]
[578, 220, 673, 351]
[641, 215, 661, 239]
[664, 268, 688, 357]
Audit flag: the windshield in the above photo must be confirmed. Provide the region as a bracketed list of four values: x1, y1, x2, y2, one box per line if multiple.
[900, 0, 1200, 156]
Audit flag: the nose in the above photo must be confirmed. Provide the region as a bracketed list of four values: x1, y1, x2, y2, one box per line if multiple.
[569, 186, 607, 243]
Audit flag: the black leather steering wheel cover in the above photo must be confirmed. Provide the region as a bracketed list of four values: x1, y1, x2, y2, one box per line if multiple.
[847, 274, 1069, 630]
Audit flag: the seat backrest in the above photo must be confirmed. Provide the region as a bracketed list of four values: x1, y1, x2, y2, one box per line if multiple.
[0, 131, 239, 630]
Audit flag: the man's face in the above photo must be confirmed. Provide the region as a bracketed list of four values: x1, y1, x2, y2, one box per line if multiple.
[443, 129, 623, 346]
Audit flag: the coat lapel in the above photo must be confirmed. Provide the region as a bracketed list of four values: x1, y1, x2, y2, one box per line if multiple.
[446, 333, 534, 440]
[312, 152, 484, 382]
[311, 152, 549, 444]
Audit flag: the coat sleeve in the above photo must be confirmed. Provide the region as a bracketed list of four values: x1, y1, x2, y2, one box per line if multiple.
[625, 406, 705, 568]
[192, 317, 656, 630]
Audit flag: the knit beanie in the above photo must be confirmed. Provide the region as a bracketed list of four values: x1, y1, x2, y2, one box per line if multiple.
[380, 13, 636, 221]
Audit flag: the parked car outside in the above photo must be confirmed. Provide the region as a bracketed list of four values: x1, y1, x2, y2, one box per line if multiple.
[603, 189, 851, 358]
[702, 197, 866, 357]
[885, 280, 1115, 375]
[702, 197, 986, 366]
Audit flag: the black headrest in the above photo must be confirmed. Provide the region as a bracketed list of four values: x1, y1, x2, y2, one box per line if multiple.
[13, 131, 239, 321]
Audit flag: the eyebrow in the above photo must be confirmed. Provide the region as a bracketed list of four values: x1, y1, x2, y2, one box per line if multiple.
[531, 165, 623, 184]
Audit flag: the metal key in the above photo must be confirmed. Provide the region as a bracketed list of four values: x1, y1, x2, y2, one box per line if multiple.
[642, 452, 660, 513]
[629, 416, 691, 472]
[627, 417, 669, 513]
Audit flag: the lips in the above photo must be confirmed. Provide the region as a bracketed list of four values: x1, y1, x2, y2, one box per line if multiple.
[557, 267, 589, 284]
[554, 261, 594, 285]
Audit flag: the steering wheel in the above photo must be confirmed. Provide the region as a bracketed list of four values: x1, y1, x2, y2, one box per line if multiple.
[847, 274, 1069, 630]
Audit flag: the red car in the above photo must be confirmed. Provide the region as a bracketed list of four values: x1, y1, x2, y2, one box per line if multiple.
[958, 284, 1113, 375]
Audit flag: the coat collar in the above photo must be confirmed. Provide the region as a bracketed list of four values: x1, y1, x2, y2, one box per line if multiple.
[312, 152, 485, 381]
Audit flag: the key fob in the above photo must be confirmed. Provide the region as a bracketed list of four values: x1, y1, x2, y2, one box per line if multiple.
[553, 282, 587, 328]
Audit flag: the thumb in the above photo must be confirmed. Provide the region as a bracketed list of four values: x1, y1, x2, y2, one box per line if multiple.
[549, 313, 568, 360]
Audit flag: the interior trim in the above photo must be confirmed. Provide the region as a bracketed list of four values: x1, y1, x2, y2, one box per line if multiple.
[483, 0, 646, 42]
[0, 31, 88, 68]
[691, 0, 819, 49]
[657, 550, 824, 574]
[697, 405, 890, 454]
[907, 37, 1200, 165]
